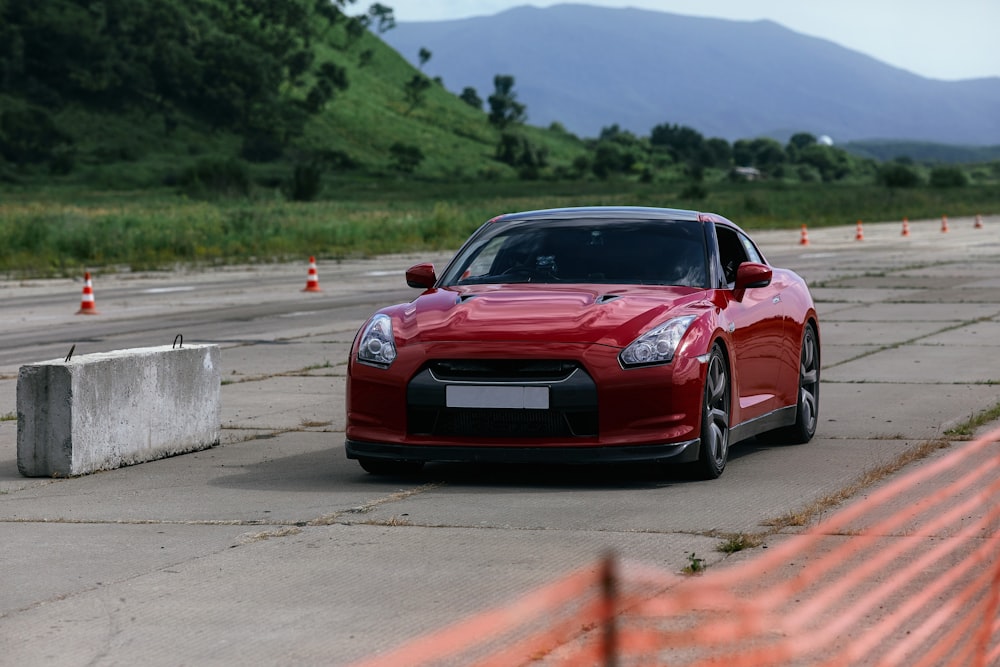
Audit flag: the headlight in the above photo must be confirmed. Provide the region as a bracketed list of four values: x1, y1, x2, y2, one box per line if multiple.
[619, 315, 696, 368]
[357, 314, 397, 367]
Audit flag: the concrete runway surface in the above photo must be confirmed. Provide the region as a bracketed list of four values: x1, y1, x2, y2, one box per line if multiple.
[0, 215, 998, 665]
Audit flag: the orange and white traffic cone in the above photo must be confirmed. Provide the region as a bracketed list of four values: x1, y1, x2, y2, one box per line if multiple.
[855, 220, 864, 241]
[303, 256, 322, 292]
[901, 218, 910, 237]
[941, 215, 949, 233]
[974, 214, 984, 229]
[76, 271, 99, 315]
[799, 224, 810, 246]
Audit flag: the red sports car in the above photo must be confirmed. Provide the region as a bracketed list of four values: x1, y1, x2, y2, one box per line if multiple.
[346, 206, 819, 479]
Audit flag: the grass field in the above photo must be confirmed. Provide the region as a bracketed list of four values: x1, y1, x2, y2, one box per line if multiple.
[1, 179, 997, 277]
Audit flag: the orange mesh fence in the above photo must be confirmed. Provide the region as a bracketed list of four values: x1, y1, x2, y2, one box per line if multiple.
[352, 427, 1000, 666]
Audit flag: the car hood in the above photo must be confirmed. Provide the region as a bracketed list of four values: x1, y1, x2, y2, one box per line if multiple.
[390, 284, 708, 348]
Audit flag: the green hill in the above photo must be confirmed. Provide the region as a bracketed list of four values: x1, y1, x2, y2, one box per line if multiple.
[0, 1, 587, 192]
[1, 2, 997, 279]
[842, 140, 1000, 165]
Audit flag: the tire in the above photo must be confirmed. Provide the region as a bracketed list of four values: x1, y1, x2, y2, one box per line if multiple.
[773, 322, 820, 444]
[694, 343, 731, 480]
[358, 457, 424, 476]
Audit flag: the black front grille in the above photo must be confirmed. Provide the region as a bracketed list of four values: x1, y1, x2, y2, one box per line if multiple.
[409, 407, 598, 438]
[428, 359, 579, 382]
[436, 408, 572, 437]
[407, 359, 599, 439]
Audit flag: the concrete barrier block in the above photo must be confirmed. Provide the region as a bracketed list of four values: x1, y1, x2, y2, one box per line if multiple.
[17, 344, 221, 477]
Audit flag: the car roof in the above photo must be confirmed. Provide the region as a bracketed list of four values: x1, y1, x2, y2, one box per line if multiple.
[490, 206, 730, 225]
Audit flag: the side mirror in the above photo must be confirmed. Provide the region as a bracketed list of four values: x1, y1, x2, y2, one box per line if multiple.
[405, 263, 437, 289]
[734, 262, 772, 291]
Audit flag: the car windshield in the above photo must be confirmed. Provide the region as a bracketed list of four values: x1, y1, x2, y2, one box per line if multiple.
[440, 218, 708, 288]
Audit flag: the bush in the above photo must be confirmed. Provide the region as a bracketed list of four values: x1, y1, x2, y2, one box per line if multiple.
[743, 194, 769, 215]
[929, 166, 968, 188]
[496, 132, 548, 170]
[178, 158, 252, 197]
[877, 163, 921, 188]
[48, 147, 76, 175]
[796, 165, 821, 183]
[518, 164, 540, 180]
[0, 106, 72, 165]
[680, 183, 708, 200]
[288, 162, 323, 201]
[240, 133, 285, 163]
[314, 149, 359, 170]
[389, 142, 424, 173]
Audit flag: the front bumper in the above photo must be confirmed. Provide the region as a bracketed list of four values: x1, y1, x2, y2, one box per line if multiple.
[347, 341, 707, 449]
[345, 437, 701, 465]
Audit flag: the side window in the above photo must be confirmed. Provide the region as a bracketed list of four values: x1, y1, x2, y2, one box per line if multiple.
[715, 226, 749, 285]
[462, 237, 506, 280]
[738, 233, 765, 264]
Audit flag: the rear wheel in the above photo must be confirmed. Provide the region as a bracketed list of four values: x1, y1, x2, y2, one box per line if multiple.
[358, 457, 424, 476]
[773, 322, 820, 444]
[694, 344, 731, 480]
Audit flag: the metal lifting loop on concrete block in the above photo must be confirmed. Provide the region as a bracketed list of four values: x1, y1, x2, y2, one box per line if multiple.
[65, 344, 75, 363]
[173, 334, 183, 349]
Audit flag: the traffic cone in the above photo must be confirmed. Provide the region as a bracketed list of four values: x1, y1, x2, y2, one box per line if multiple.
[855, 220, 864, 241]
[76, 271, 99, 315]
[799, 224, 810, 246]
[901, 218, 910, 237]
[302, 256, 322, 292]
[941, 215, 949, 233]
[974, 214, 983, 229]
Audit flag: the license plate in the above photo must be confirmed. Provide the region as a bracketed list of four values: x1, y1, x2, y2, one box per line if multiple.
[446, 385, 549, 410]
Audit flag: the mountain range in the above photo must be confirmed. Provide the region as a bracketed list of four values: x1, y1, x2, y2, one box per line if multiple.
[382, 3, 1000, 146]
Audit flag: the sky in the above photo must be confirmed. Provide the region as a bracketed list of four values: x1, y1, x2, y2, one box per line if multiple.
[383, 0, 1000, 81]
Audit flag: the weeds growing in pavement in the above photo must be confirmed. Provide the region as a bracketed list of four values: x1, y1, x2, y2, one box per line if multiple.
[683, 552, 706, 575]
[717, 533, 764, 554]
[945, 400, 1000, 437]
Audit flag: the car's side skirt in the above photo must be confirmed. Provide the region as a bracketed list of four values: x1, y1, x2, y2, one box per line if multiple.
[730, 404, 798, 443]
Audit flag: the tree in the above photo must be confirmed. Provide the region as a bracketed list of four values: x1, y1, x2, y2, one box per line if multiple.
[389, 142, 424, 172]
[591, 143, 633, 179]
[797, 144, 851, 182]
[786, 132, 818, 163]
[591, 125, 647, 178]
[732, 140, 754, 167]
[877, 162, 921, 188]
[733, 138, 786, 171]
[929, 166, 968, 188]
[788, 132, 817, 151]
[368, 3, 395, 33]
[0, 105, 72, 165]
[495, 132, 547, 169]
[344, 15, 370, 49]
[403, 74, 432, 114]
[702, 137, 732, 168]
[649, 123, 705, 164]
[305, 62, 349, 113]
[459, 86, 482, 110]
[751, 138, 786, 169]
[599, 124, 642, 146]
[487, 75, 526, 129]
[418, 47, 432, 69]
[0, 0, 356, 144]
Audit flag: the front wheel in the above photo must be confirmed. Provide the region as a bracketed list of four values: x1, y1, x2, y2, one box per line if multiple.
[693, 344, 731, 480]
